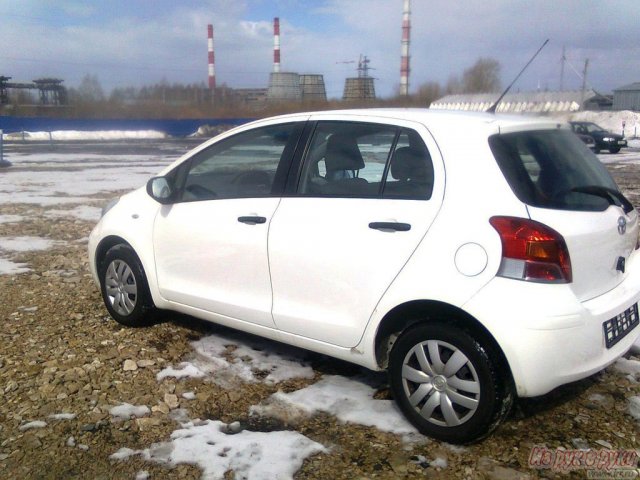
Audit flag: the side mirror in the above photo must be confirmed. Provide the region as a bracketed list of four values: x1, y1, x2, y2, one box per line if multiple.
[146, 176, 174, 204]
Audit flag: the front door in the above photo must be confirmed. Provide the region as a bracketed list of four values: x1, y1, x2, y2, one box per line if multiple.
[153, 121, 304, 327]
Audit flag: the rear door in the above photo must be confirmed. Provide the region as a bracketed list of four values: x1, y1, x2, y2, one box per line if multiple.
[268, 118, 444, 347]
[490, 128, 638, 302]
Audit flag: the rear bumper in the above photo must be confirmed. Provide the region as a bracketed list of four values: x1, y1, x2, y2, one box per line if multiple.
[463, 254, 640, 397]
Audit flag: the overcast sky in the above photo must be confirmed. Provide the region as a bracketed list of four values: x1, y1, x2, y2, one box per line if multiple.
[0, 0, 638, 99]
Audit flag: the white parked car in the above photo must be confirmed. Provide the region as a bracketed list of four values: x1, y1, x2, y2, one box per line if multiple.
[89, 109, 640, 443]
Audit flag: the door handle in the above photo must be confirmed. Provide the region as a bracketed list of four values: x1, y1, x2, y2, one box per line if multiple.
[238, 216, 267, 225]
[369, 222, 411, 232]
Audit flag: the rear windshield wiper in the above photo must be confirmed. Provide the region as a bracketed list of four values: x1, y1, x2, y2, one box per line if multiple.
[568, 185, 634, 213]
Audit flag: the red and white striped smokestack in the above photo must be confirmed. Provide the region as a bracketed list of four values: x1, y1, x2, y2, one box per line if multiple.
[273, 17, 281, 73]
[400, 0, 411, 96]
[207, 24, 216, 90]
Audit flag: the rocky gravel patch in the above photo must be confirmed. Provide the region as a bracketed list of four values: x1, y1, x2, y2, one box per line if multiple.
[1, 156, 640, 479]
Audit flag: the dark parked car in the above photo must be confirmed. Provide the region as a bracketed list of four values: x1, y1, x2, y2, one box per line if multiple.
[575, 132, 596, 150]
[570, 121, 627, 154]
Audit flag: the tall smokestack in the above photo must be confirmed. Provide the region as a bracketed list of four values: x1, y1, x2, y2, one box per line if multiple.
[273, 17, 281, 73]
[207, 24, 216, 89]
[400, 0, 411, 96]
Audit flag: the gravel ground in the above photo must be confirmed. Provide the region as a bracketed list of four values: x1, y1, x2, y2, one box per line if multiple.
[1, 144, 640, 479]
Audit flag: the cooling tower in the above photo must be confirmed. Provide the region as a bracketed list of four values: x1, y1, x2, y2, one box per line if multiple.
[299, 74, 326, 102]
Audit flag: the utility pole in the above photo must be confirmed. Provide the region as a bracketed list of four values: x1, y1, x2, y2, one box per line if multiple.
[580, 59, 589, 109]
[560, 46, 566, 91]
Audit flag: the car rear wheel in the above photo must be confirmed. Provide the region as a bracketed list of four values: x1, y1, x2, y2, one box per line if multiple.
[389, 323, 513, 444]
[100, 244, 155, 327]
[609, 147, 621, 154]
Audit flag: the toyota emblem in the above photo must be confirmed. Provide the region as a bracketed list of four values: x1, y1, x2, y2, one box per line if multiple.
[618, 216, 627, 235]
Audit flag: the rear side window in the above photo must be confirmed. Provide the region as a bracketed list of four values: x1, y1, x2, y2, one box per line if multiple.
[489, 130, 622, 211]
[298, 121, 434, 199]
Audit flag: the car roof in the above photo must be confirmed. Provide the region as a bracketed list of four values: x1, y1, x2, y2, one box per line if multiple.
[256, 108, 563, 136]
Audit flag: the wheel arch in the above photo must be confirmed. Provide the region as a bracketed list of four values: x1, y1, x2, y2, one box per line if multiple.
[95, 235, 133, 272]
[374, 300, 514, 385]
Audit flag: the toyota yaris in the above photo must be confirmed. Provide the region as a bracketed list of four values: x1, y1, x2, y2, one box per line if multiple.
[89, 109, 640, 443]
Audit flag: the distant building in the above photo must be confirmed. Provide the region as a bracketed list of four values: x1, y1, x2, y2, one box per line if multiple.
[613, 83, 640, 111]
[430, 90, 608, 114]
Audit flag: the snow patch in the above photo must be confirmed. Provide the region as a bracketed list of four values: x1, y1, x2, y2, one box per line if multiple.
[19, 420, 47, 431]
[0, 257, 30, 275]
[0, 236, 61, 252]
[110, 420, 326, 480]
[46, 206, 102, 222]
[48, 413, 76, 420]
[3, 130, 166, 141]
[0, 214, 24, 224]
[156, 362, 206, 381]
[613, 357, 640, 381]
[629, 396, 640, 421]
[109, 403, 150, 420]
[251, 374, 418, 435]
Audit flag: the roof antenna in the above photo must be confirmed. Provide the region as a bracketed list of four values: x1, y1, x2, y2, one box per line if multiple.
[486, 39, 549, 113]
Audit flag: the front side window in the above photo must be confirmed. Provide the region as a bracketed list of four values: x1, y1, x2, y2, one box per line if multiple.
[298, 121, 434, 199]
[177, 123, 300, 201]
[490, 130, 627, 212]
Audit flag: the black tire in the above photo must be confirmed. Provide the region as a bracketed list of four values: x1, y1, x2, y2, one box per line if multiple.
[99, 244, 156, 327]
[609, 147, 620, 154]
[389, 323, 513, 444]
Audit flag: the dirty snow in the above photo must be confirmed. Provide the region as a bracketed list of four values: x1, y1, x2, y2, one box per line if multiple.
[111, 419, 326, 480]
[251, 374, 418, 435]
[189, 333, 315, 386]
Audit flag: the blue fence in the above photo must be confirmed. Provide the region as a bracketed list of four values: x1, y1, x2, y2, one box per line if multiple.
[0, 116, 253, 137]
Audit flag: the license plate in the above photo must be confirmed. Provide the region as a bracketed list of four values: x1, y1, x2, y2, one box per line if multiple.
[603, 303, 639, 348]
[618, 140, 626, 145]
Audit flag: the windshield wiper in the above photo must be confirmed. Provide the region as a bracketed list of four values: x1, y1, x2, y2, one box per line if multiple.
[568, 185, 634, 213]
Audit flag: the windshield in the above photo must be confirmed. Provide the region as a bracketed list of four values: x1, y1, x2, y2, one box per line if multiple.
[489, 129, 626, 212]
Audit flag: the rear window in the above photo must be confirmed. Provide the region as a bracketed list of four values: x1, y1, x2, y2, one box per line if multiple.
[489, 129, 623, 212]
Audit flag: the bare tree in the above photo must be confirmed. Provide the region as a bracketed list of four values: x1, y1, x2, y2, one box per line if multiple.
[75, 74, 105, 103]
[445, 75, 462, 95]
[415, 81, 442, 106]
[462, 58, 501, 93]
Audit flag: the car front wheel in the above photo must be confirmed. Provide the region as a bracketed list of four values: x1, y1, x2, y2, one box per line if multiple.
[609, 147, 621, 154]
[389, 323, 513, 444]
[99, 244, 155, 327]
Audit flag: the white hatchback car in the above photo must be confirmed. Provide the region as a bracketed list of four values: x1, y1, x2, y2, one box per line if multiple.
[89, 109, 640, 443]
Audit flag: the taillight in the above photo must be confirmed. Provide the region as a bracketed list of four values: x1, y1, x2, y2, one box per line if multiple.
[490, 216, 572, 283]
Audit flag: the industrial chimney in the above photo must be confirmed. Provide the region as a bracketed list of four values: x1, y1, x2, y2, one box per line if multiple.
[400, 0, 411, 96]
[273, 17, 281, 73]
[207, 24, 216, 89]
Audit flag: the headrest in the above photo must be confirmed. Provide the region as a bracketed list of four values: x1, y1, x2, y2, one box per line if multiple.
[325, 134, 365, 171]
[391, 147, 427, 181]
